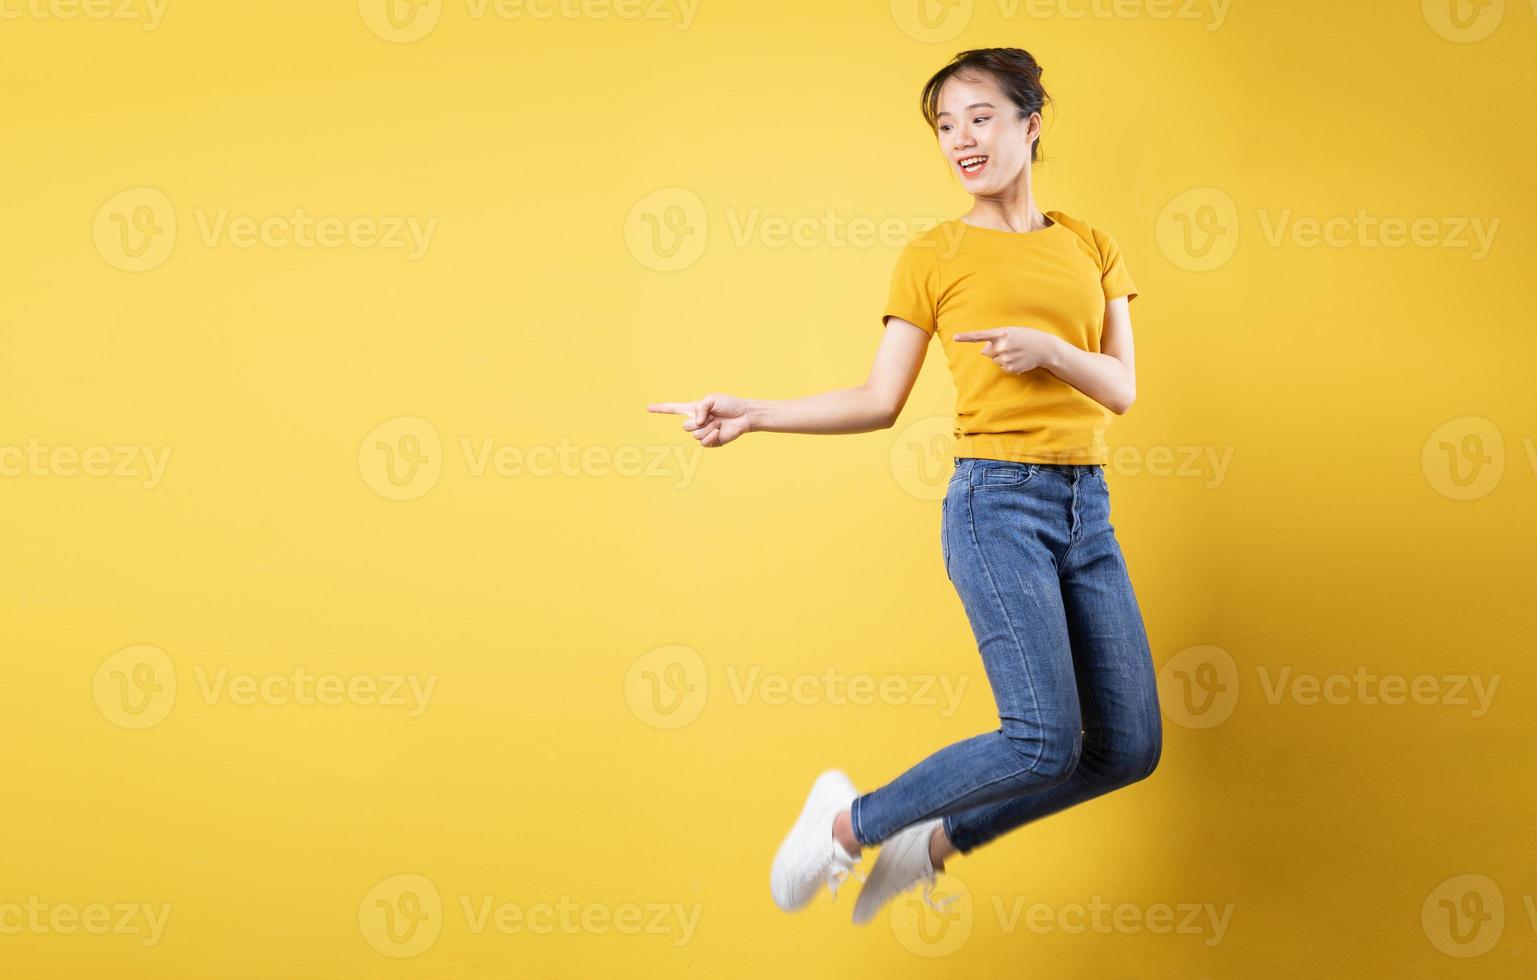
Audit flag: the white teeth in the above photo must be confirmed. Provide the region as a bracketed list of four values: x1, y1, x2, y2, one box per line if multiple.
[959, 155, 987, 170]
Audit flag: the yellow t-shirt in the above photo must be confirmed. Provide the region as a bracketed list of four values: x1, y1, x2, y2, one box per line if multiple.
[881, 209, 1138, 465]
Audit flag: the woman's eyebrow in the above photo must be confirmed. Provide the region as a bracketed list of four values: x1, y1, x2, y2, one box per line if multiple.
[935, 102, 995, 118]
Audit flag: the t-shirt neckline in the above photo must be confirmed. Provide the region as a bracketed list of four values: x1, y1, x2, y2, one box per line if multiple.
[953, 210, 1064, 238]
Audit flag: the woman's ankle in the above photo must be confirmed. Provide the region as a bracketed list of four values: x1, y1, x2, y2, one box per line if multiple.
[929, 825, 956, 871]
[831, 809, 862, 858]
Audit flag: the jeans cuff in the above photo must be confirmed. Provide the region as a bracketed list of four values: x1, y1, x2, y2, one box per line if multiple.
[941, 812, 972, 855]
[850, 794, 869, 847]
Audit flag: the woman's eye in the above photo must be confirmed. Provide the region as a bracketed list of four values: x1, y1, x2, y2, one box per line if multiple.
[974, 116, 989, 125]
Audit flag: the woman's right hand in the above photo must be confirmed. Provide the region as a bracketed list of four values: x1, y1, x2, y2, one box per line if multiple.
[647, 393, 754, 448]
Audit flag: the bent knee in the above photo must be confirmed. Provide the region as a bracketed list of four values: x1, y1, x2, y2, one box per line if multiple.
[1095, 729, 1161, 787]
[1000, 724, 1082, 787]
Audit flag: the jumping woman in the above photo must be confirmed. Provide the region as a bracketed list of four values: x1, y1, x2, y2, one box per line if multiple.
[648, 46, 1163, 925]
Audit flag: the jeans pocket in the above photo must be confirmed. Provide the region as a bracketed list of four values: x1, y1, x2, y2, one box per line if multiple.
[976, 462, 1036, 489]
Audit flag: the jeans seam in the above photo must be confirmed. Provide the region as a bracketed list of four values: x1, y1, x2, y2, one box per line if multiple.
[936, 758, 1065, 816]
[963, 485, 1047, 778]
[1063, 471, 1084, 564]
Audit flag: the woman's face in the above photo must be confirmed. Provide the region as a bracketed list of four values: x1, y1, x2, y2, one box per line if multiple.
[935, 72, 1039, 192]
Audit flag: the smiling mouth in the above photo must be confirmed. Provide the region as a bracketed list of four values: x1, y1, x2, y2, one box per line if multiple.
[958, 155, 989, 175]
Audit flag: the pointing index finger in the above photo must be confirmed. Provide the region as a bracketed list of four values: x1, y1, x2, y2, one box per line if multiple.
[951, 329, 1002, 343]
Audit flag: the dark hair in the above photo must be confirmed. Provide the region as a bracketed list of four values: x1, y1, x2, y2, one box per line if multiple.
[920, 48, 1050, 163]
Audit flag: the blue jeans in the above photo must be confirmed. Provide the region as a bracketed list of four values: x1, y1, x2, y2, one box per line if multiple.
[849, 458, 1163, 853]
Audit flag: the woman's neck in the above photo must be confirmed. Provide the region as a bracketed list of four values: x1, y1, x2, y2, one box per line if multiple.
[962, 191, 1050, 233]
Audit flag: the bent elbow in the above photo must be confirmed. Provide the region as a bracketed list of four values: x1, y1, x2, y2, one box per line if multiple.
[1110, 390, 1136, 416]
[870, 394, 903, 429]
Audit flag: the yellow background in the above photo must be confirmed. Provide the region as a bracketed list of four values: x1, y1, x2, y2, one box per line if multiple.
[2, 0, 1535, 976]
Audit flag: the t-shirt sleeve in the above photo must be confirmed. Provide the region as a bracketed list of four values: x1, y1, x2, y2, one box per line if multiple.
[1094, 228, 1138, 303]
[880, 240, 940, 335]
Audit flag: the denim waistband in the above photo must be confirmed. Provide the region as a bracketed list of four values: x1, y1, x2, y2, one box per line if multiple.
[952, 456, 1102, 486]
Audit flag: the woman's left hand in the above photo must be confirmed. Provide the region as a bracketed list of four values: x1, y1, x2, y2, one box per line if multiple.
[951, 327, 1062, 375]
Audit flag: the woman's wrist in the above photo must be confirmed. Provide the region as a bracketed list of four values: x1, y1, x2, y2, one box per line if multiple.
[1042, 334, 1072, 373]
[743, 398, 767, 433]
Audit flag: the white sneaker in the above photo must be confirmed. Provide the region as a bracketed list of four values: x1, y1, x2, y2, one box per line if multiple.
[769, 769, 863, 912]
[851, 817, 954, 925]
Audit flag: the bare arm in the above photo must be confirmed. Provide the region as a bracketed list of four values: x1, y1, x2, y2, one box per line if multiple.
[1043, 296, 1137, 414]
[746, 318, 930, 433]
[647, 317, 930, 447]
[952, 295, 1138, 415]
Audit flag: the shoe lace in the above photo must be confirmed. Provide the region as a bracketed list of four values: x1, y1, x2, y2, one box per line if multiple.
[799, 855, 866, 904]
[918, 871, 958, 914]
